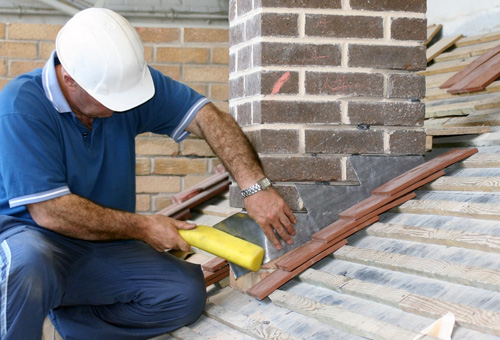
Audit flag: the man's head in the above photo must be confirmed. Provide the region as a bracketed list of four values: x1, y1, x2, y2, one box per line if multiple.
[56, 8, 155, 112]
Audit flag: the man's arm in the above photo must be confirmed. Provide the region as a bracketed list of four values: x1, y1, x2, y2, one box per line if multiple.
[27, 193, 195, 252]
[186, 103, 297, 250]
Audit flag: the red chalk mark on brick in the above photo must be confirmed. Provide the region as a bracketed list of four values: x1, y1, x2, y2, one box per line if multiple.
[271, 71, 291, 94]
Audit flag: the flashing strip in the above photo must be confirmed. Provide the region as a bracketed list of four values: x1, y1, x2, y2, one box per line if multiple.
[171, 97, 210, 143]
[9, 186, 71, 208]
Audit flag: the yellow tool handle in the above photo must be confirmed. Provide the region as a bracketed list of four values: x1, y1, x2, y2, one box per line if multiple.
[178, 225, 264, 272]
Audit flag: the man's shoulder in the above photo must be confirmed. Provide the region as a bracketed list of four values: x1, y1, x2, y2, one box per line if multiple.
[0, 69, 48, 114]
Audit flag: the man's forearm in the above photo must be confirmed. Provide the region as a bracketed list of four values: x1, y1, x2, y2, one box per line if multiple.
[27, 193, 147, 241]
[187, 103, 265, 189]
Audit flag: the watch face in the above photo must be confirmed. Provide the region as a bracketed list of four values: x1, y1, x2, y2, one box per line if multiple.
[259, 177, 271, 189]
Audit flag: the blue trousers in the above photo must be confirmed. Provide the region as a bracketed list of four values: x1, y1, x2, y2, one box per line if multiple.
[0, 219, 206, 340]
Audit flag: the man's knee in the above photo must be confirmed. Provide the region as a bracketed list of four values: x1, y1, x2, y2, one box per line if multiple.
[177, 273, 206, 325]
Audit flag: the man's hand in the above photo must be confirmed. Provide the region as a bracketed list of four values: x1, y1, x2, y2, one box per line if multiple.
[243, 188, 297, 250]
[142, 215, 196, 253]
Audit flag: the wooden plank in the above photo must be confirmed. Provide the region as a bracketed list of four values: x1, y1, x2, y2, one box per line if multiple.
[371, 148, 477, 196]
[311, 216, 379, 244]
[424, 176, 500, 192]
[426, 24, 442, 46]
[426, 80, 500, 101]
[193, 204, 241, 218]
[334, 245, 500, 291]
[425, 94, 500, 118]
[395, 199, 500, 221]
[401, 294, 500, 336]
[246, 240, 347, 300]
[435, 40, 500, 63]
[419, 56, 476, 77]
[366, 222, 500, 254]
[436, 111, 500, 128]
[268, 290, 435, 340]
[299, 268, 500, 336]
[441, 44, 500, 89]
[426, 35, 463, 63]
[169, 326, 207, 340]
[456, 31, 500, 47]
[204, 303, 300, 340]
[460, 153, 500, 168]
[298, 269, 407, 307]
[425, 126, 490, 136]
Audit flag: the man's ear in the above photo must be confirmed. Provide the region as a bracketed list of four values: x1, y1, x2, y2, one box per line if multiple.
[61, 67, 77, 89]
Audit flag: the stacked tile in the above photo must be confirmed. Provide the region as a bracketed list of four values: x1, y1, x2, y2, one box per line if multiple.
[439, 44, 500, 94]
[202, 257, 230, 287]
[247, 148, 478, 300]
[158, 170, 230, 220]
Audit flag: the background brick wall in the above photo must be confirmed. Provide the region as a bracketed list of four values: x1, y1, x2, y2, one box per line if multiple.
[0, 22, 229, 214]
[228, 0, 427, 211]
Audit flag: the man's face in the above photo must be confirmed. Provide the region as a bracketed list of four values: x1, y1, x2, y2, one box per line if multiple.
[72, 84, 114, 119]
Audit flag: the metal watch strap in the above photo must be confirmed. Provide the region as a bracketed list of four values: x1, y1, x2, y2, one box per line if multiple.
[240, 177, 271, 198]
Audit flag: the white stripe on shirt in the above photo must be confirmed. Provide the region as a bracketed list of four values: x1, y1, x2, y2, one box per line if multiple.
[9, 186, 71, 208]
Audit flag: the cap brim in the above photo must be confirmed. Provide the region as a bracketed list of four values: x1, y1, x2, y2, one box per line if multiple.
[90, 67, 155, 112]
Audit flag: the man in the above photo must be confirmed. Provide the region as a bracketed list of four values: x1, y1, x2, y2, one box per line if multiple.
[0, 8, 296, 340]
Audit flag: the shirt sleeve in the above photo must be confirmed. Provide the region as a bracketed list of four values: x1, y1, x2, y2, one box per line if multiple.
[134, 67, 210, 141]
[0, 90, 70, 208]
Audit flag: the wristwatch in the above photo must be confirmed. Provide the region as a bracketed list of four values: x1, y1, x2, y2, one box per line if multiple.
[240, 177, 272, 198]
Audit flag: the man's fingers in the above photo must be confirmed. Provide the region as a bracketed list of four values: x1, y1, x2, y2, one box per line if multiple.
[261, 225, 282, 250]
[272, 221, 294, 245]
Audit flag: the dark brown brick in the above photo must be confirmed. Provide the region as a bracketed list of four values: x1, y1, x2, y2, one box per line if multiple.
[228, 76, 244, 100]
[391, 17, 427, 41]
[387, 73, 426, 99]
[306, 72, 384, 97]
[236, 102, 252, 126]
[229, 183, 304, 211]
[349, 45, 426, 71]
[237, 44, 252, 72]
[246, 129, 300, 154]
[261, 155, 342, 182]
[305, 129, 384, 154]
[246, 71, 299, 96]
[262, 13, 299, 37]
[256, 0, 341, 9]
[255, 42, 342, 67]
[305, 15, 383, 39]
[254, 100, 342, 124]
[350, 0, 426, 12]
[348, 101, 425, 126]
[388, 129, 426, 155]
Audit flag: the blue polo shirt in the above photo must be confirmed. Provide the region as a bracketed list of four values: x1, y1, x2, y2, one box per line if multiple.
[0, 50, 209, 223]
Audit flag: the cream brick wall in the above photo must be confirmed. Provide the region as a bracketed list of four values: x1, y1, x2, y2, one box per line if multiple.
[0, 22, 229, 214]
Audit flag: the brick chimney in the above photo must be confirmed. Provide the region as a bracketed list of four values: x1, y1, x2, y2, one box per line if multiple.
[228, 0, 427, 211]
